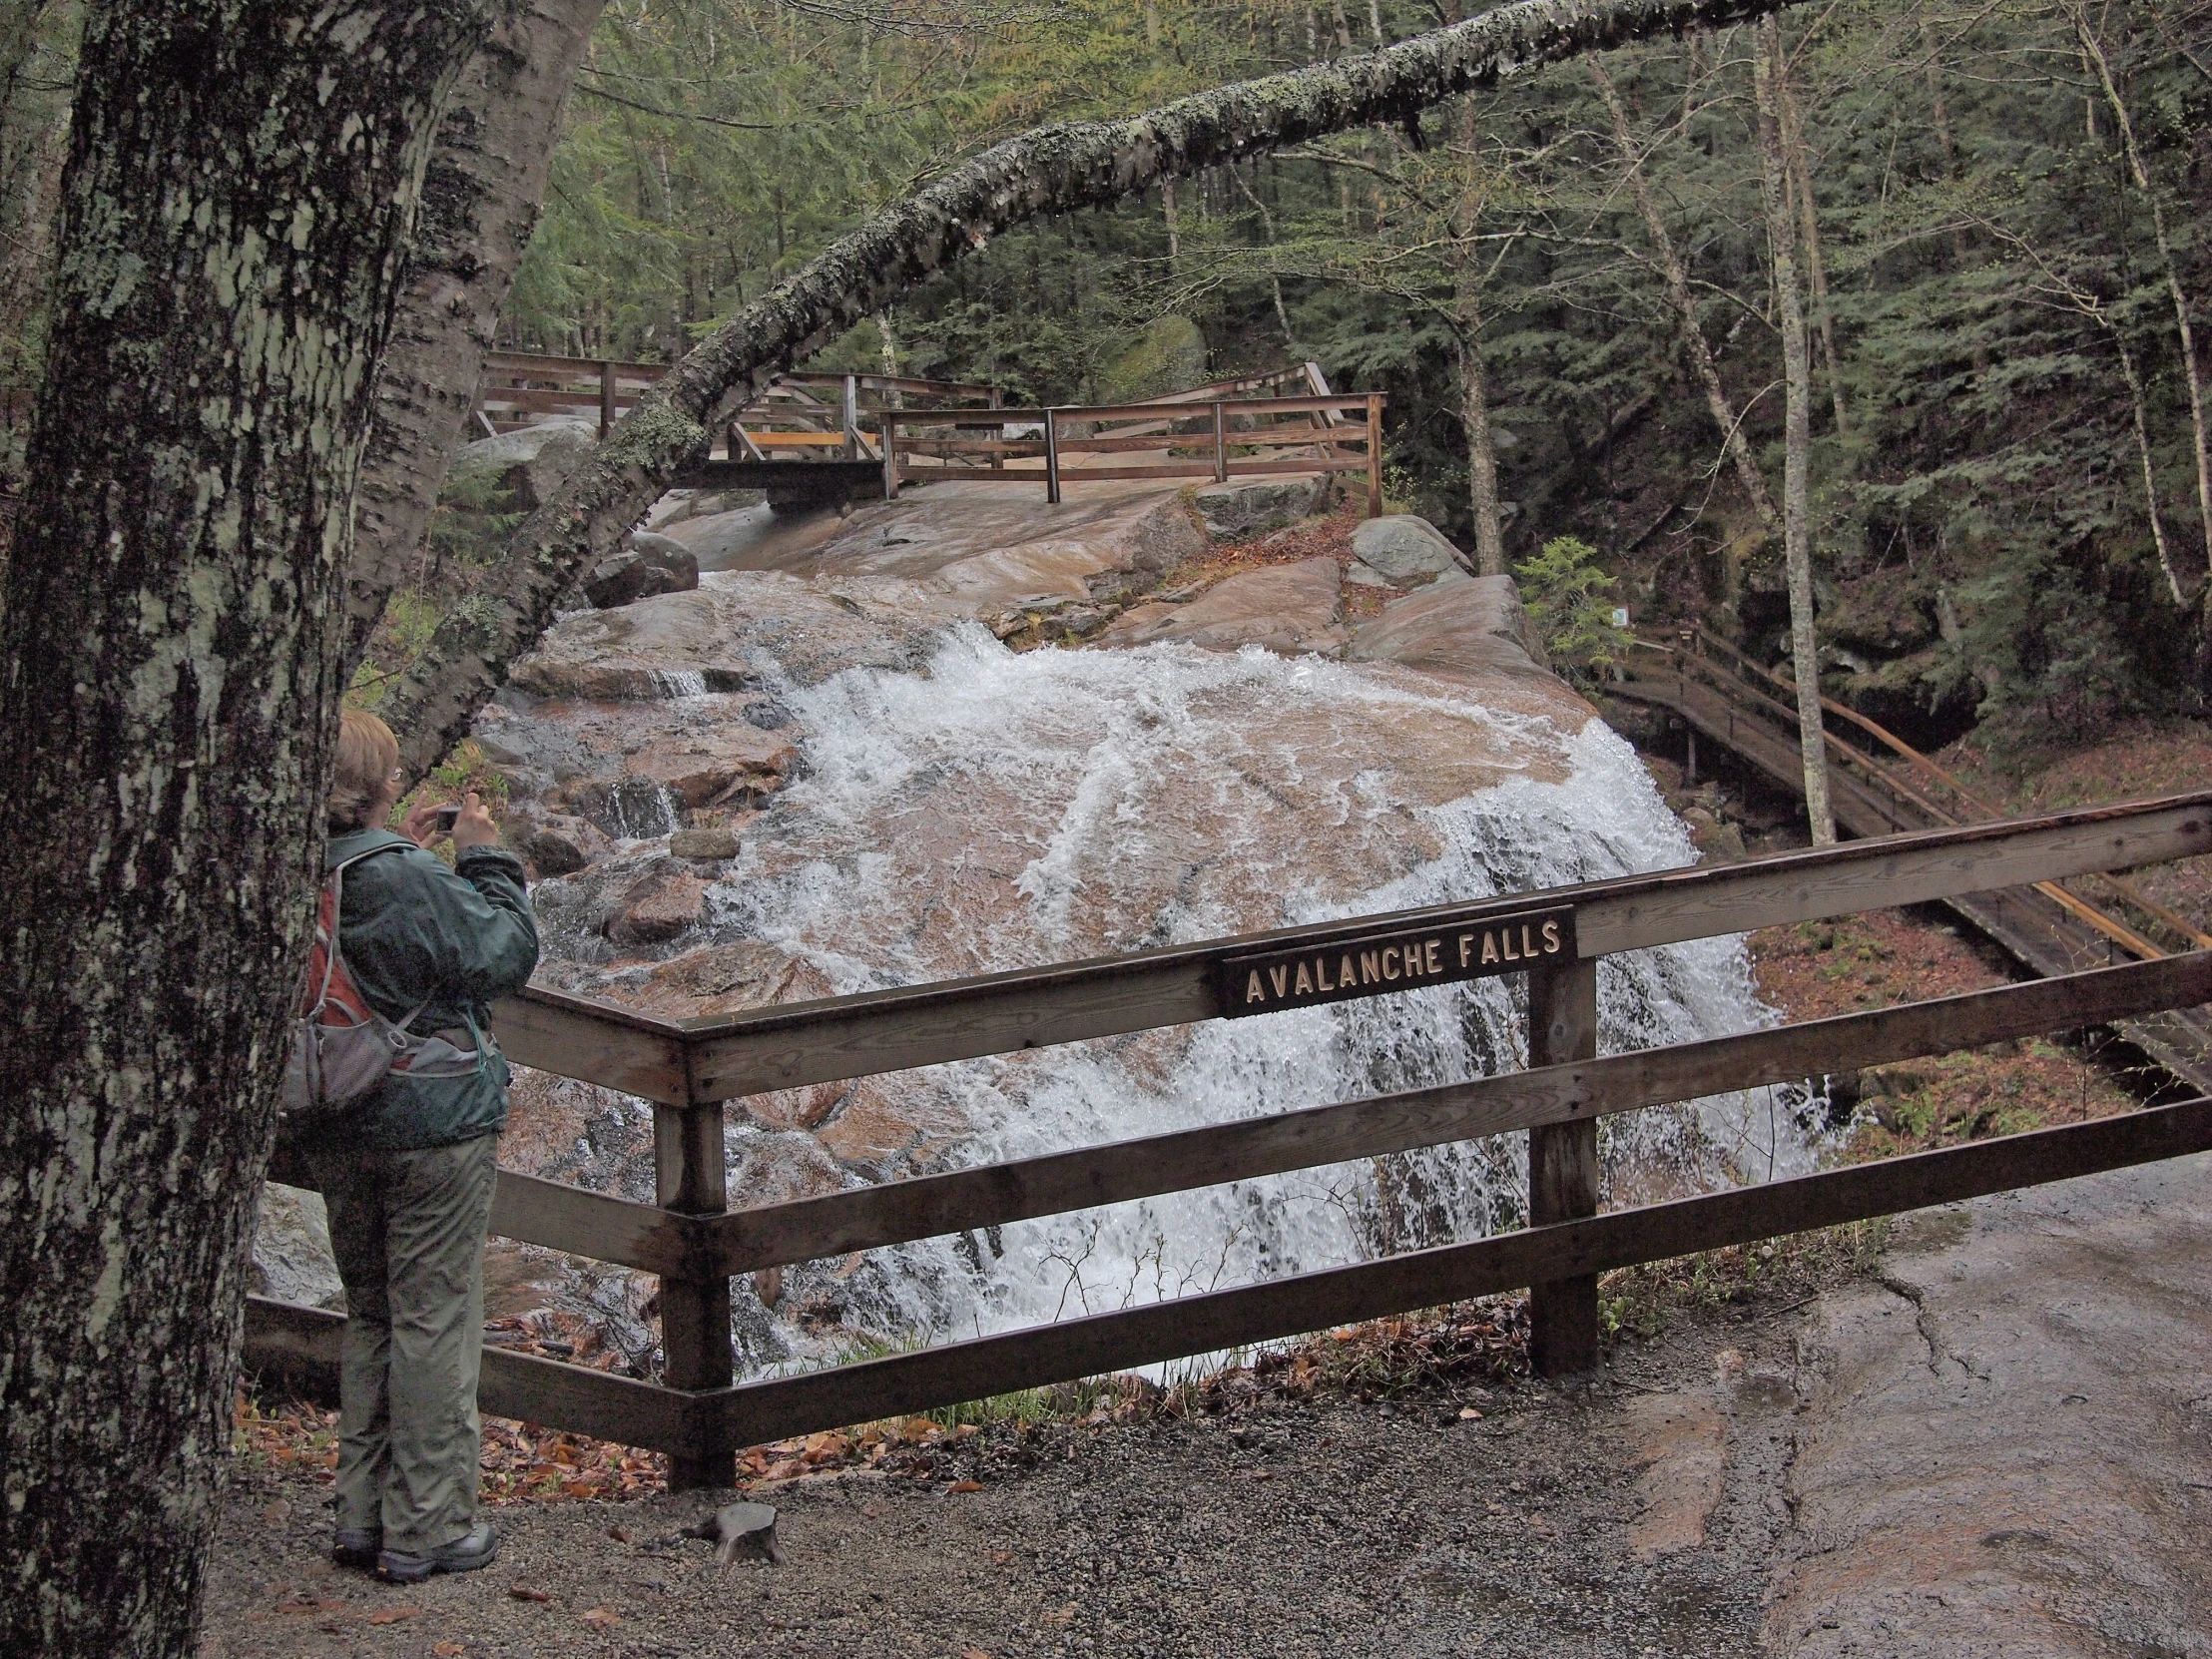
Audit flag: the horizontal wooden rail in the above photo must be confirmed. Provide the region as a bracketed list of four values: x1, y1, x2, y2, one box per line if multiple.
[243, 1297, 696, 1454]
[701, 951, 2212, 1275]
[887, 393, 1378, 426]
[656, 794, 2212, 1104]
[492, 984, 691, 1105]
[683, 1096, 2212, 1453]
[892, 459, 1375, 485]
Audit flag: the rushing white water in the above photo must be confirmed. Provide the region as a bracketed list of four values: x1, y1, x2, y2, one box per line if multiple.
[687, 625, 1818, 1377]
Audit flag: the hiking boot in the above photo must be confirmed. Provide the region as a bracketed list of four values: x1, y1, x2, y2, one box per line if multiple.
[332, 1527, 381, 1571]
[376, 1522, 498, 1584]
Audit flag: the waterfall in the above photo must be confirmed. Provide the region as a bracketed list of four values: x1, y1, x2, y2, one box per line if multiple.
[686, 625, 1815, 1377]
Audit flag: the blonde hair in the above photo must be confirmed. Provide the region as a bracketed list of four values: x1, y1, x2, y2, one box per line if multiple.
[327, 709, 400, 831]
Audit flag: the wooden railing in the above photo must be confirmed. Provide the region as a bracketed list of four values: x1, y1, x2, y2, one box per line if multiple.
[471, 351, 992, 443]
[881, 391, 1387, 517]
[246, 792, 2212, 1489]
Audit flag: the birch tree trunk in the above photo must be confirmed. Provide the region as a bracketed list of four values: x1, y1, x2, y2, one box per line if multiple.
[377, 0, 1817, 773]
[1455, 99, 1506, 574]
[1460, 323, 1508, 573]
[1775, 53, 1846, 440]
[0, 4, 492, 1653]
[344, 0, 607, 665]
[1755, 14, 1836, 846]
[2073, 5, 2212, 640]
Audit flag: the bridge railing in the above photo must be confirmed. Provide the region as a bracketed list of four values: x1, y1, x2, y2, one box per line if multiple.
[880, 391, 1388, 516]
[246, 793, 2212, 1488]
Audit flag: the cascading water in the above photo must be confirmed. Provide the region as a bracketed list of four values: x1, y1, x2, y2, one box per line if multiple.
[680, 623, 1819, 1378]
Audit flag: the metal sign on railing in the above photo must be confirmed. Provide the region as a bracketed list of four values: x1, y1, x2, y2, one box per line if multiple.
[1215, 905, 1576, 1017]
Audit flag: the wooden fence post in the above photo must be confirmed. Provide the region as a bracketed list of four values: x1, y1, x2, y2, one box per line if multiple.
[1365, 393, 1384, 518]
[599, 360, 616, 440]
[1526, 955, 1601, 1376]
[880, 412, 899, 498]
[1213, 400, 1229, 482]
[1044, 407, 1062, 504]
[841, 374, 859, 460]
[988, 384, 1003, 474]
[655, 1102, 734, 1490]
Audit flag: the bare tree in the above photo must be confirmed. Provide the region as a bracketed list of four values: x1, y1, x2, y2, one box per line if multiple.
[1754, 12, 1836, 844]
[2071, 2, 2212, 643]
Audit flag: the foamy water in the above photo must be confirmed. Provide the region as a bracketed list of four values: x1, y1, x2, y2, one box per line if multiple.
[677, 626, 1815, 1377]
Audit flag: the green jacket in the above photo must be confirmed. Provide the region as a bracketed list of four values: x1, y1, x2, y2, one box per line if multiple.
[298, 828, 541, 1151]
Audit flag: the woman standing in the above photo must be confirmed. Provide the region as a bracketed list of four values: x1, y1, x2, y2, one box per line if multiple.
[294, 710, 538, 1583]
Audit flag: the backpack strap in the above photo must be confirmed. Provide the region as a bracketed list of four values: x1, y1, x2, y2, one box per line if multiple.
[318, 841, 429, 1030]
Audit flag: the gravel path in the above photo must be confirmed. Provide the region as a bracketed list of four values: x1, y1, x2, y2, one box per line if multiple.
[202, 1299, 1808, 1659]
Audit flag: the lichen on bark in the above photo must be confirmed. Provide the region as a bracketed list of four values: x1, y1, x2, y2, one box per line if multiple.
[0, 4, 497, 1653]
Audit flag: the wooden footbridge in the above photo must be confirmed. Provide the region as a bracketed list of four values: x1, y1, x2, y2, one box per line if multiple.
[1614, 631, 2212, 1093]
[471, 351, 1386, 514]
[250, 792, 2212, 1490]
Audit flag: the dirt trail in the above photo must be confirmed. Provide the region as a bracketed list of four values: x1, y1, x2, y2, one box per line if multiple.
[204, 1300, 1801, 1659]
[207, 1149, 2212, 1658]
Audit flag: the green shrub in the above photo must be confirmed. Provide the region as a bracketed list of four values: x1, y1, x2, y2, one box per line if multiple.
[1513, 535, 1631, 685]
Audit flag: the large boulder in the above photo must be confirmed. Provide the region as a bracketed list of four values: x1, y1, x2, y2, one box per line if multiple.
[1100, 315, 1208, 401]
[1193, 474, 1333, 539]
[1347, 573, 1559, 685]
[1350, 514, 1468, 585]
[1097, 555, 1346, 656]
[444, 418, 599, 514]
[585, 531, 699, 609]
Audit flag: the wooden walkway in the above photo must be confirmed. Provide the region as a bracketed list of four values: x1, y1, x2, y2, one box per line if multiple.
[1613, 632, 2212, 1093]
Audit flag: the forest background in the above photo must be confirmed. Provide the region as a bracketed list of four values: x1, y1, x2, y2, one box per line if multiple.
[0, 0, 2208, 754]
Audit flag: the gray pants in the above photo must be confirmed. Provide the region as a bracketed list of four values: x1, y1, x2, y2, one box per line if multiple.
[309, 1133, 498, 1553]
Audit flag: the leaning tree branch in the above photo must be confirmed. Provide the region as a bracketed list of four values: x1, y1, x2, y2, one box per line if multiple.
[381, 0, 1814, 772]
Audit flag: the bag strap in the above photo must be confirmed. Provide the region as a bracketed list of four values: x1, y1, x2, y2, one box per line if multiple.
[318, 841, 429, 1029]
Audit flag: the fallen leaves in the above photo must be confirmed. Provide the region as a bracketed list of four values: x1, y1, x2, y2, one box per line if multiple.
[508, 1582, 553, 1603]
[433, 1644, 466, 1656]
[947, 1479, 983, 1493]
[364, 1604, 419, 1625]
[1040, 1602, 1077, 1626]
[579, 1605, 621, 1629]
[606, 1525, 633, 1543]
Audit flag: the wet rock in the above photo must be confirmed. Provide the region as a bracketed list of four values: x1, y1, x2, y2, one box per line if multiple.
[1095, 556, 1346, 656]
[1351, 514, 1468, 584]
[817, 1080, 962, 1180]
[1193, 474, 1333, 538]
[598, 939, 834, 1020]
[1348, 574, 1560, 686]
[730, 1131, 848, 1206]
[252, 1182, 344, 1311]
[670, 825, 743, 862]
[605, 866, 710, 946]
[1618, 1394, 1728, 1561]
[625, 724, 798, 811]
[509, 572, 933, 701]
[585, 533, 700, 609]
[520, 813, 612, 876]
